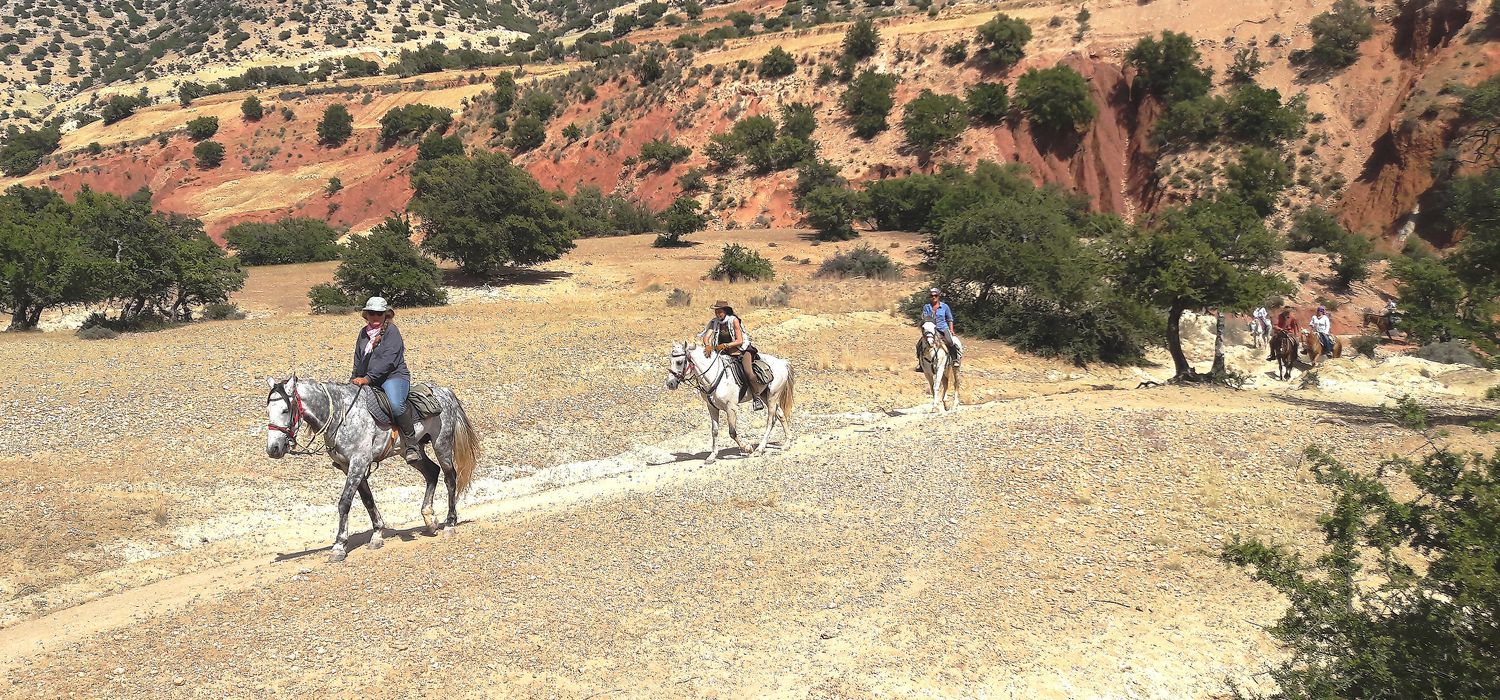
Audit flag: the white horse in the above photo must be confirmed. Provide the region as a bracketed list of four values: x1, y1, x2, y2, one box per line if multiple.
[918, 321, 960, 412]
[1249, 317, 1270, 349]
[666, 341, 794, 463]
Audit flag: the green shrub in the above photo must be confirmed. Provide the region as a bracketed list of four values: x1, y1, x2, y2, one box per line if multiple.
[1222, 401, 1500, 700]
[1226, 147, 1291, 217]
[335, 216, 447, 307]
[241, 95, 264, 120]
[780, 102, 817, 141]
[1124, 31, 1212, 104]
[758, 46, 796, 78]
[0, 125, 61, 176]
[492, 72, 517, 112]
[101, 94, 142, 124]
[412, 151, 576, 277]
[509, 115, 546, 153]
[941, 41, 968, 65]
[901, 89, 968, 155]
[1013, 65, 1097, 134]
[308, 283, 356, 314]
[1486, 384, 1500, 401]
[965, 82, 1009, 124]
[655, 197, 707, 247]
[816, 243, 901, 279]
[801, 185, 866, 240]
[1287, 206, 1347, 252]
[192, 140, 225, 168]
[842, 16, 880, 61]
[317, 104, 353, 147]
[185, 116, 219, 141]
[202, 303, 245, 320]
[1328, 232, 1374, 288]
[678, 167, 709, 193]
[76, 325, 119, 340]
[224, 217, 342, 265]
[378, 103, 453, 146]
[417, 132, 464, 161]
[638, 137, 692, 172]
[841, 70, 898, 138]
[1351, 334, 1378, 359]
[709, 243, 775, 281]
[1305, 0, 1372, 70]
[975, 13, 1031, 68]
[1414, 340, 1483, 366]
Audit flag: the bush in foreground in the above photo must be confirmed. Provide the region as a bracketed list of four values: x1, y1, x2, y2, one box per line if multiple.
[816, 243, 901, 279]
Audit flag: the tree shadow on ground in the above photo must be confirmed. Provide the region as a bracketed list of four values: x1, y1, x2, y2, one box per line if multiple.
[442, 268, 571, 288]
[1270, 393, 1494, 427]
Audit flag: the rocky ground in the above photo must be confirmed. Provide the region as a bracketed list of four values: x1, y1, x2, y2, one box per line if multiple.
[1, 229, 1496, 698]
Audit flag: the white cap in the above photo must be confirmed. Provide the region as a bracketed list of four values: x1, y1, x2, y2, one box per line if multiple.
[362, 296, 389, 312]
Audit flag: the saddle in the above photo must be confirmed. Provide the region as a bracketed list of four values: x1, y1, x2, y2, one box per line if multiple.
[725, 353, 774, 403]
[365, 383, 442, 428]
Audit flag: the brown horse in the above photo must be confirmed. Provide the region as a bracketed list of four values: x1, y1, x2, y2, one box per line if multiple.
[1362, 310, 1398, 340]
[1302, 329, 1342, 367]
[1274, 331, 1299, 380]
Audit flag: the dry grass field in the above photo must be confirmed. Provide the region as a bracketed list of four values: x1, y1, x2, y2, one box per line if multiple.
[0, 229, 1496, 697]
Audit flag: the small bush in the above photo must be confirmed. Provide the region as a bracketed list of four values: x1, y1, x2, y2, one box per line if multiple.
[816, 243, 902, 279]
[308, 283, 356, 314]
[758, 46, 796, 79]
[1305, 0, 1372, 70]
[966, 82, 1009, 124]
[975, 13, 1031, 68]
[203, 303, 245, 320]
[750, 282, 795, 307]
[1014, 65, 1097, 133]
[76, 325, 119, 341]
[1486, 385, 1500, 402]
[666, 288, 693, 307]
[186, 116, 219, 141]
[709, 243, 775, 282]
[1351, 334, 1379, 359]
[193, 140, 225, 168]
[1413, 341, 1483, 367]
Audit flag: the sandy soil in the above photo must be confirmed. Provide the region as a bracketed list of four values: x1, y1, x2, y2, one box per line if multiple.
[1, 229, 1496, 697]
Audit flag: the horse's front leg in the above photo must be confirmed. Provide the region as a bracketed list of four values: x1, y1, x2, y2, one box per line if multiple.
[929, 365, 943, 413]
[705, 403, 722, 464]
[330, 459, 370, 563]
[356, 476, 386, 550]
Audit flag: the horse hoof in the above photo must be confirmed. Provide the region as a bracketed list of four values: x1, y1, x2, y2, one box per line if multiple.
[440, 526, 455, 537]
[328, 549, 347, 563]
[369, 536, 384, 550]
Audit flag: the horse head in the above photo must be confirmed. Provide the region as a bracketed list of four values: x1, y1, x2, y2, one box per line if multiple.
[919, 322, 941, 363]
[264, 375, 302, 458]
[666, 341, 691, 390]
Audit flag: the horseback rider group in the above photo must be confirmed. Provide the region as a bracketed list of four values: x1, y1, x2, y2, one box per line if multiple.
[1265, 305, 1338, 362]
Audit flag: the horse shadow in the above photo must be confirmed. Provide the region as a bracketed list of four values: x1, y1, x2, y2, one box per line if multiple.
[272, 522, 464, 562]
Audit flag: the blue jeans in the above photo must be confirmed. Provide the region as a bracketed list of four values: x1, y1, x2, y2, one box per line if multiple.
[1319, 333, 1334, 353]
[381, 377, 410, 417]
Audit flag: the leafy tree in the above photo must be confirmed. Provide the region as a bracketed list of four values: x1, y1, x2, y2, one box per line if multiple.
[1227, 47, 1266, 84]
[705, 132, 740, 170]
[411, 152, 577, 277]
[192, 140, 225, 168]
[708, 243, 774, 281]
[562, 123, 582, 141]
[1125, 31, 1212, 104]
[1287, 206, 1348, 252]
[794, 158, 846, 205]
[1328, 230, 1374, 288]
[965, 82, 1009, 124]
[492, 72, 517, 112]
[638, 137, 692, 171]
[1391, 255, 1466, 343]
[727, 11, 756, 30]
[1223, 401, 1500, 700]
[334, 216, 446, 307]
[683, 0, 704, 19]
[841, 70, 898, 138]
[655, 197, 707, 247]
[223, 217, 342, 265]
[378, 103, 453, 146]
[678, 167, 709, 193]
[508, 115, 546, 153]
[1226, 147, 1292, 217]
[732, 115, 780, 173]
[417, 132, 464, 161]
[1306, 0, 1373, 69]
[842, 16, 880, 61]
[0, 186, 104, 330]
[1225, 84, 1307, 146]
[325, 177, 343, 196]
[1113, 193, 1289, 378]
[865, 174, 946, 231]
[902, 89, 968, 157]
[636, 54, 664, 84]
[241, 95, 264, 121]
[0, 125, 61, 176]
[1013, 65, 1097, 134]
[317, 104, 354, 147]
[758, 46, 796, 78]
[520, 91, 557, 122]
[975, 13, 1031, 69]
[178, 82, 208, 107]
[101, 94, 142, 124]
[801, 185, 865, 240]
[185, 116, 219, 141]
[780, 102, 817, 141]
[768, 136, 817, 171]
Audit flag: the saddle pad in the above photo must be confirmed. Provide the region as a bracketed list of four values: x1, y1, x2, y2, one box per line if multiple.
[752, 359, 773, 386]
[363, 383, 442, 428]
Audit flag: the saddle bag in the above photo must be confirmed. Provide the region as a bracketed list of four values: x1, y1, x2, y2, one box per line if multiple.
[368, 383, 443, 427]
[752, 359, 773, 386]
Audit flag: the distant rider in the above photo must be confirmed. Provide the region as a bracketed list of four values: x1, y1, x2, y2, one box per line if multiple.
[1269, 307, 1299, 361]
[1252, 305, 1270, 345]
[1384, 299, 1400, 328]
[700, 300, 764, 411]
[1308, 305, 1334, 355]
[351, 296, 420, 462]
[915, 288, 963, 371]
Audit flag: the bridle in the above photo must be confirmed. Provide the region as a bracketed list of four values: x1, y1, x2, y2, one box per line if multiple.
[267, 380, 337, 456]
[669, 345, 730, 396]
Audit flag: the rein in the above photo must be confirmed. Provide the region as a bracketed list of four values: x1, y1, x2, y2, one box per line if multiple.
[268, 381, 341, 456]
[671, 347, 731, 397]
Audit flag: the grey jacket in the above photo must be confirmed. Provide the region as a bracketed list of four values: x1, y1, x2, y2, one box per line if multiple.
[352, 323, 411, 385]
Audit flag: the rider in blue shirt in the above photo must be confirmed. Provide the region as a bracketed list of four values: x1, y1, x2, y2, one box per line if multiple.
[915, 288, 963, 371]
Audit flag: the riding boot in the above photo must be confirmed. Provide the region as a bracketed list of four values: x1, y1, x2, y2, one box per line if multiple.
[394, 410, 421, 463]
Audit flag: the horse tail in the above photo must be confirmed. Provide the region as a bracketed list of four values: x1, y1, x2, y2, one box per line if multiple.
[779, 364, 795, 430]
[450, 394, 481, 496]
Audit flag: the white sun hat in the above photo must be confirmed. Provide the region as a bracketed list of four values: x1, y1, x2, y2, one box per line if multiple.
[362, 296, 390, 313]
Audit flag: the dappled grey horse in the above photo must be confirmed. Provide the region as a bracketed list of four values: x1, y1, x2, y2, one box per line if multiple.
[264, 376, 480, 562]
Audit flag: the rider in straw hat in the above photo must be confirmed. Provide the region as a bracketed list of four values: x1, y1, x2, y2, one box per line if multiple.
[916, 287, 962, 371]
[351, 296, 420, 462]
[699, 300, 764, 410]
